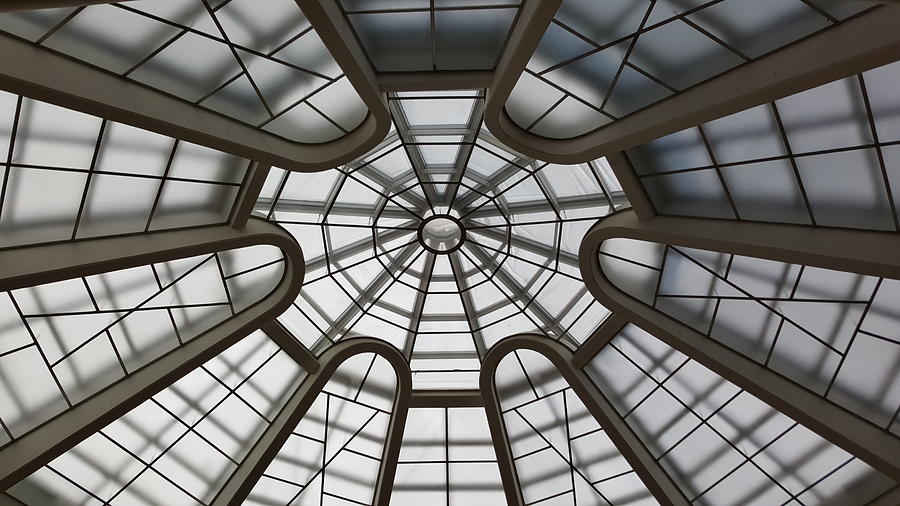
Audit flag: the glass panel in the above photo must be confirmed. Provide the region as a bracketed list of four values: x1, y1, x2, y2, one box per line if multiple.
[600, 238, 900, 435]
[496, 349, 658, 505]
[503, 0, 871, 139]
[627, 63, 900, 231]
[259, 90, 623, 388]
[392, 407, 504, 505]
[586, 324, 895, 504]
[246, 352, 398, 506]
[0, 1, 369, 143]
[0, 245, 284, 440]
[8, 330, 305, 505]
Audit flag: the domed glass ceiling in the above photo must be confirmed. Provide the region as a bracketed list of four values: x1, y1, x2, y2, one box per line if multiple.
[1, 0, 899, 505]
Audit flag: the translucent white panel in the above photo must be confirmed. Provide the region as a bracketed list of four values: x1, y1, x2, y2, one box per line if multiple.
[348, 11, 431, 72]
[720, 160, 810, 224]
[11, 99, 101, 168]
[586, 324, 894, 505]
[307, 77, 369, 131]
[214, 0, 308, 54]
[264, 102, 345, 143]
[43, 5, 179, 74]
[530, 96, 611, 139]
[627, 128, 710, 175]
[248, 353, 397, 506]
[795, 149, 893, 230]
[10, 331, 305, 505]
[433, 8, 516, 69]
[865, 61, 900, 143]
[602, 240, 900, 437]
[394, 407, 502, 504]
[0, 246, 284, 443]
[631, 20, 745, 91]
[150, 179, 239, 230]
[76, 173, 158, 238]
[0, 168, 86, 247]
[0, 7, 75, 41]
[703, 105, 786, 163]
[776, 77, 872, 153]
[95, 122, 174, 176]
[642, 169, 735, 219]
[689, 0, 829, 59]
[504, 72, 565, 129]
[497, 349, 657, 505]
[130, 31, 241, 103]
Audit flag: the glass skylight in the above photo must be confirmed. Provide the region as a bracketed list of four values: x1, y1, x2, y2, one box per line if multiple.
[0, 0, 369, 144]
[255, 89, 626, 389]
[505, 0, 873, 139]
[1, 2, 900, 505]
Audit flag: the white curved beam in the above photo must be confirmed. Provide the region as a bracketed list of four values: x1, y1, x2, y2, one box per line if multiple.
[0, 218, 305, 490]
[579, 210, 900, 481]
[210, 337, 411, 506]
[481, 334, 689, 506]
[484, 5, 900, 164]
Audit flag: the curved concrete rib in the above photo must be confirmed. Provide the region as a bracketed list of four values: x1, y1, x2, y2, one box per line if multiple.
[578, 210, 900, 481]
[0, 0, 389, 172]
[211, 337, 412, 506]
[484, 5, 900, 164]
[0, 218, 305, 490]
[480, 334, 689, 506]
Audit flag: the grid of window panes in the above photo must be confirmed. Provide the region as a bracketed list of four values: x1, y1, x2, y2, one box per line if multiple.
[0, 245, 285, 446]
[7, 330, 305, 505]
[392, 407, 505, 505]
[627, 61, 900, 231]
[246, 352, 399, 506]
[505, 0, 873, 139]
[339, 0, 521, 72]
[0, 91, 251, 250]
[495, 348, 657, 505]
[255, 89, 624, 389]
[599, 237, 900, 438]
[585, 323, 895, 504]
[0, 0, 368, 143]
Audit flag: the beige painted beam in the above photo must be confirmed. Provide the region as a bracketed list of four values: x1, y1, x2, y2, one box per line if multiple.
[579, 210, 900, 481]
[482, 335, 690, 506]
[605, 151, 655, 221]
[210, 338, 411, 506]
[485, 5, 900, 164]
[0, 218, 304, 490]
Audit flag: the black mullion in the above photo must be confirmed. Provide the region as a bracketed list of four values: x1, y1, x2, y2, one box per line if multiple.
[623, 61, 679, 93]
[798, 0, 840, 24]
[524, 94, 566, 132]
[823, 277, 882, 397]
[430, 0, 437, 71]
[671, 246, 844, 354]
[763, 263, 804, 367]
[563, 391, 577, 504]
[200, 0, 275, 118]
[444, 407, 450, 506]
[770, 102, 817, 226]
[71, 119, 107, 240]
[680, 16, 750, 62]
[81, 276, 129, 376]
[306, 100, 351, 135]
[213, 252, 237, 316]
[7, 294, 73, 407]
[151, 263, 184, 345]
[144, 139, 179, 232]
[858, 73, 900, 231]
[697, 124, 741, 219]
[355, 354, 378, 402]
[513, 350, 539, 399]
[0, 96, 23, 224]
[34, 6, 84, 45]
[49, 254, 217, 367]
[598, 1, 657, 112]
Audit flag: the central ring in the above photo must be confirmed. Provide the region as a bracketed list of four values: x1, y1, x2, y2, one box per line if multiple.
[417, 215, 465, 254]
